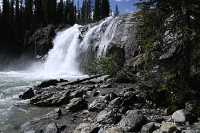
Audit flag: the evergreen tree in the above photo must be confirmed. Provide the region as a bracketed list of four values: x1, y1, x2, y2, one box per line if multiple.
[114, 4, 119, 16]
[24, 0, 33, 29]
[15, 0, 20, 22]
[76, 0, 81, 23]
[34, 0, 43, 26]
[81, 0, 92, 23]
[94, 0, 100, 21]
[64, 0, 76, 25]
[47, 0, 57, 24]
[10, 0, 14, 24]
[102, 0, 110, 18]
[57, 0, 64, 24]
[2, 0, 10, 20]
[94, 0, 110, 21]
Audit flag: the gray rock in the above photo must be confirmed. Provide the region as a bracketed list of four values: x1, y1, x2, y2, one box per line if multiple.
[159, 122, 177, 133]
[141, 122, 157, 133]
[30, 90, 71, 106]
[182, 130, 200, 133]
[73, 123, 99, 133]
[104, 127, 124, 133]
[19, 88, 35, 100]
[97, 108, 121, 124]
[118, 110, 146, 132]
[89, 96, 107, 112]
[44, 123, 58, 133]
[37, 80, 59, 88]
[70, 89, 86, 98]
[65, 98, 88, 112]
[172, 109, 186, 123]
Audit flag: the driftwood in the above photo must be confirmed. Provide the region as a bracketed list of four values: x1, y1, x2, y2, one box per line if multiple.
[60, 74, 105, 86]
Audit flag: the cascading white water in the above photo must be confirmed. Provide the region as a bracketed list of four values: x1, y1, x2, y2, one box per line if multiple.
[80, 17, 113, 51]
[97, 17, 119, 57]
[43, 24, 82, 76]
[41, 17, 118, 77]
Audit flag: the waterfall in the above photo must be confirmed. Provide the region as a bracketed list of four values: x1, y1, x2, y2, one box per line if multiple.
[43, 24, 82, 76]
[42, 17, 119, 77]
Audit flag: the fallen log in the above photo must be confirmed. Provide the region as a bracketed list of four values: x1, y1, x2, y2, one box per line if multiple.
[60, 74, 106, 86]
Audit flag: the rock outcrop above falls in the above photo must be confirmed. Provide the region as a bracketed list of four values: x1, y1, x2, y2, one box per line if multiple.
[24, 25, 56, 58]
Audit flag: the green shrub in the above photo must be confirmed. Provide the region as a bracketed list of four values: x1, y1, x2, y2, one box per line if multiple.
[86, 56, 121, 76]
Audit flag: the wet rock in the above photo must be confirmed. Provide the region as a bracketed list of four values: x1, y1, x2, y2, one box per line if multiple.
[97, 108, 121, 124]
[182, 129, 200, 133]
[30, 90, 71, 106]
[65, 98, 88, 112]
[158, 122, 177, 133]
[100, 84, 112, 88]
[37, 80, 59, 88]
[93, 90, 100, 97]
[70, 89, 87, 98]
[44, 123, 58, 133]
[141, 122, 158, 133]
[172, 109, 186, 123]
[104, 92, 118, 101]
[104, 127, 124, 133]
[73, 123, 99, 133]
[89, 96, 107, 112]
[121, 91, 138, 107]
[19, 88, 35, 100]
[118, 110, 146, 132]
[108, 97, 122, 108]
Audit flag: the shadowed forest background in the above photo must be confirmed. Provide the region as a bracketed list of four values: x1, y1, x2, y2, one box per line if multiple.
[0, 0, 112, 57]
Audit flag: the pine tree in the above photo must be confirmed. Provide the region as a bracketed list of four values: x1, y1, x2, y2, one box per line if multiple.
[102, 0, 110, 18]
[76, 0, 81, 23]
[24, 0, 33, 29]
[94, 0, 100, 21]
[10, 0, 14, 24]
[81, 0, 92, 23]
[34, 0, 43, 26]
[15, 0, 20, 21]
[2, 0, 10, 20]
[47, 0, 57, 24]
[94, 0, 110, 21]
[57, 0, 64, 24]
[114, 4, 119, 16]
[64, 0, 76, 25]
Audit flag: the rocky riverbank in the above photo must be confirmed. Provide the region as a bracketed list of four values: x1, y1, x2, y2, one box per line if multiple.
[19, 74, 200, 133]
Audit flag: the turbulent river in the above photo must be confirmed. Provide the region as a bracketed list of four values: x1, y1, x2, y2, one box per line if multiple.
[0, 16, 119, 132]
[0, 71, 44, 132]
[0, 71, 86, 133]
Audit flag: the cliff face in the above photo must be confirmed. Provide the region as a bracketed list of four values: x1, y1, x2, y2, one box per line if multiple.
[106, 13, 139, 63]
[24, 25, 56, 58]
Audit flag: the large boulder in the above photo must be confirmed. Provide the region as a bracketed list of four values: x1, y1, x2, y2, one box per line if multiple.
[65, 98, 88, 112]
[141, 122, 158, 133]
[97, 108, 121, 124]
[89, 96, 108, 112]
[44, 123, 58, 133]
[30, 90, 71, 106]
[102, 127, 124, 133]
[158, 122, 177, 133]
[19, 88, 35, 100]
[118, 110, 146, 132]
[172, 109, 186, 123]
[73, 123, 99, 133]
